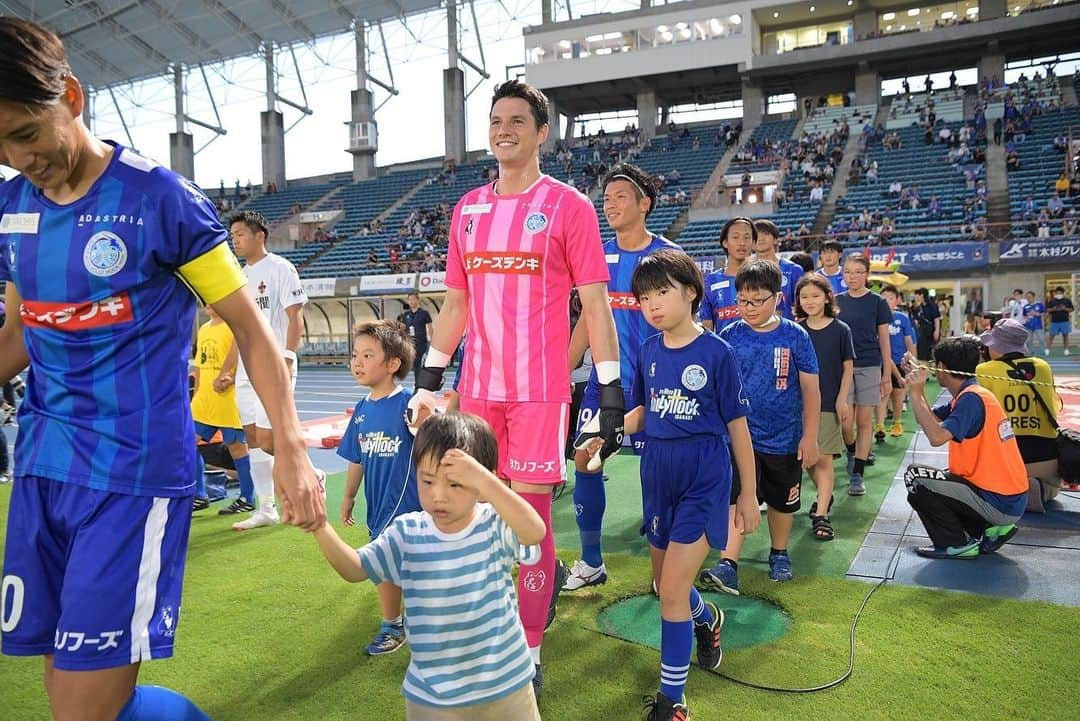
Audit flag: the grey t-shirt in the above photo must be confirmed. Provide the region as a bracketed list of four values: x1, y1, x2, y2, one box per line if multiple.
[836, 290, 892, 368]
[801, 319, 855, 412]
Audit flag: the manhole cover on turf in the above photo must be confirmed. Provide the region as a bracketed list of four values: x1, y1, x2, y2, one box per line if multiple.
[597, 592, 791, 651]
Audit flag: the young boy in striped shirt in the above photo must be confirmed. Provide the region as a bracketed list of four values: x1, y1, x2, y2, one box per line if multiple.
[312, 412, 546, 720]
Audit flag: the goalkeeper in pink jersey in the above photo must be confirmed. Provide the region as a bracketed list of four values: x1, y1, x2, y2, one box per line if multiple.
[408, 79, 622, 700]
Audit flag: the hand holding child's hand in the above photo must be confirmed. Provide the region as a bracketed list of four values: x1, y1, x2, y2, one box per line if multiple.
[439, 449, 488, 491]
[340, 496, 356, 527]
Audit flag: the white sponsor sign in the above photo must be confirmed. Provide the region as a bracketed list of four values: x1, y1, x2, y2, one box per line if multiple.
[301, 277, 337, 298]
[358, 273, 417, 293]
[418, 271, 446, 292]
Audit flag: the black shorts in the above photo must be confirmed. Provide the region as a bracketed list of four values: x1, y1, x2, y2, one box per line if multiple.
[728, 450, 802, 513]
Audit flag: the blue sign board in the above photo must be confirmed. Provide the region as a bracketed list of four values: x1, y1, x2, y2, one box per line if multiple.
[999, 237, 1080, 265]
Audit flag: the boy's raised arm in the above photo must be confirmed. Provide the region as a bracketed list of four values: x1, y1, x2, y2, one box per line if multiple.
[440, 450, 546, 545]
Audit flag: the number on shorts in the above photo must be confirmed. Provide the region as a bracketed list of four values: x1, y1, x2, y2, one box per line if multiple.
[1, 575, 24, 633]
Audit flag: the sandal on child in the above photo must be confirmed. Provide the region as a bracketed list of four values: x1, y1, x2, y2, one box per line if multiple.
[810, 514, 835, 541]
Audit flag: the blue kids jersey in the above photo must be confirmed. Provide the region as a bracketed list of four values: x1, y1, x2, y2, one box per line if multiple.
[0, 143, 246, 496]
[888, 310, 917, 365]
[776, 257, 805, 320]
[594, 234, 681, 391]
[699, 271, 740, 330]
[1024, 302, 1045, 330]
[817, 267, 848, 295]
[338, 386, 421, 537]
[719, 318, 819, 455]
[632, 331, 749, 441]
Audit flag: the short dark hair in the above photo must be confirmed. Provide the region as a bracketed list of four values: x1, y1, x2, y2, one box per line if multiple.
[735, 259, 781, 294]
[1013, 288, 1023, 295]
[754, 219, 780, 238]
[932, 336, 982, 378]
[603, 163, 659, 219]
[407, 291, 420, 299]
[0, 18, 70, 106]
[227, 210, 269, 238]
[844, 253, 871, 272]
[914, 287, 929, 297]
[794, 274, 836, 319]
[821, 239, 844, 253]
[412, 412, 499, 473]
[719, 217, 757, 247]
[631, 249, 704, 315]
[879, 283, 900, 297]
[490, 79, 549, 129]
[789, 252, 814, 273]
[353, 320, 415, 381]
[1054, 286, 1065, 293]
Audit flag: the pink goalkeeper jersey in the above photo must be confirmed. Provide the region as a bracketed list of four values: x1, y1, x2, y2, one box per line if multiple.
[446, 175, 608, 402]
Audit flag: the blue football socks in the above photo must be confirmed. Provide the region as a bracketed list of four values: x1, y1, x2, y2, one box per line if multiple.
[233, 454, 254, 503]
[573, 469, 606, 567]
[689, 587, 715, 627]
[115, 685, 211, 721]
[659, 618, 692, 702]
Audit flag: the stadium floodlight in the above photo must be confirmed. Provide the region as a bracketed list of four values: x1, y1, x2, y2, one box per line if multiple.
[773, 11, 780, 17]
[810, 5, 816, 12]
[657, 24, 669, 32]
[848, 0, 853, 5]
[966, 6, 979, 14]
[729, 14, 742, 24]
[941, 10, 955, 19]
[907, 8, 920, 16]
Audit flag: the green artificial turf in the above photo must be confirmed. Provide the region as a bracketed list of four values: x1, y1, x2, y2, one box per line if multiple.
[2, 455, 1077, 720]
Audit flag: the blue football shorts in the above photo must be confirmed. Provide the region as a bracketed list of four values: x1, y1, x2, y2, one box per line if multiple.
[639, 436, 732, 551]
[1, 475, 193, 670]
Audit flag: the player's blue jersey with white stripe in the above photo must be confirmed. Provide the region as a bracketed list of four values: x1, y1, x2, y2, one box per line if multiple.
[777, 257, 805, 320]
[337, 386, 420, 536]
[817, 267, 847, 295]
[0, 144, 239, 496]
[699, 271, 740, 330]
[719, 318, 819, 455]
[593, 234, 680, 391]
[633, 331, 749, 440]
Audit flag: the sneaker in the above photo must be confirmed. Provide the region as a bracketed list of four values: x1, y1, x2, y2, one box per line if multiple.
[545, 560, 569, 630]
[693, 602, 725, 670]
[651, 577, 659, 597]
[915, 541, 979, 559]
[979, 524, 1018, 554]
[699, 560, 740, 596]
[532, 664, 544, 701]
[889, 422, 904, 437]
[218, 498, 255, 515]
[192, 497, 210, 512]
[562, 559, 608, 591]
[364, 624, 406, 655]
[848, 473, 866, 496]
[866, 452, 876, 466]
[768, 551, 793, 582]
[232, 507, 280, 531]
[0, 473, 10, 485]
[874, 423, 886, 443]
[642, 691, 689, 721]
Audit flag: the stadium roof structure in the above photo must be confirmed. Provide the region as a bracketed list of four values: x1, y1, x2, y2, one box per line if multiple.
[4, 0, 443, 90]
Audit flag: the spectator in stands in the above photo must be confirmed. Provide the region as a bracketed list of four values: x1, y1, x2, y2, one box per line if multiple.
[1055, 172, 1070, 197]
[674, 188, 688, 204]
[927, 195, 941, 219]
[866, 162, 878, 184]
[972, 216, 988, 241]
[1048, 193, 1065, 219]
[1021, 195, 1037, 221]
[1005, 147, 1021, 171]
[809, 182, 824, 203]
[888, 180, 903, 196]
[1063, 209, 1078, 237]
[366, 249, 379, 268]
[976, 319, 1063, 512]
[1037, 210, 1052, 238]
[1004, 119, 1015, 145]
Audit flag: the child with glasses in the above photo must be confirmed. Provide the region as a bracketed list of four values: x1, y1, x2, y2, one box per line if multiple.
[700, 260, 820, 589]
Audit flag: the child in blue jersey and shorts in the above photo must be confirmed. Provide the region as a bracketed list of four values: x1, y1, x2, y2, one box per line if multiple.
[620, 250, 759, 721]
[313, 412, 546, 721]
[701, 260, 820, 590]
[338, 320, 422, 656]
[879, 284, 916, 439]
